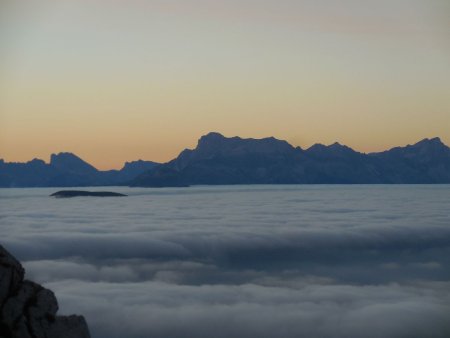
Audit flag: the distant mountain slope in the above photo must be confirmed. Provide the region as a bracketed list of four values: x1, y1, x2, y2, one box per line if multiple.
[0, 154, 158, 187]
[165, 132, 305, 185]
[2, 134, 449, 187]
[131, 133, 450, 186]
[369, 137, 450, 183]
[117, 160, 161, 182]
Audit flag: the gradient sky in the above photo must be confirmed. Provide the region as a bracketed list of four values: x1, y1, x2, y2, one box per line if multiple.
[1, 0, 449, 169]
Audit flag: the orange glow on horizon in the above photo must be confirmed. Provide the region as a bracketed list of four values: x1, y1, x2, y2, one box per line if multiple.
[1, 0, 449, 170]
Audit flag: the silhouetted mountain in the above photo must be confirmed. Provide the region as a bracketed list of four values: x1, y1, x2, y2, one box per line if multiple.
[137, 132, 306, 186]
[131, 166, 189, 187]
[50, 152, 98, 175]
[369, 137, 450, 183]
[2, 135, 449, 187]
[0, 154, 158, 187]
[117, 160, 160, 182]
[131, 133, 450, 186]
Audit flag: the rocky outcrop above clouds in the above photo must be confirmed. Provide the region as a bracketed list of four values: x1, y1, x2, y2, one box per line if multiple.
[0, 245, 90, 338]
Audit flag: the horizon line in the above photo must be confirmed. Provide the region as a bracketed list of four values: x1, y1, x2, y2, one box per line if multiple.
[0, 132, 446, 171]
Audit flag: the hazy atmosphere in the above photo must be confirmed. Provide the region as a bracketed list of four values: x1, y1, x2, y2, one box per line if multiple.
[1, 0, 450, 169]
[2, 186, 450, 338]
[1, 1, 449, 338]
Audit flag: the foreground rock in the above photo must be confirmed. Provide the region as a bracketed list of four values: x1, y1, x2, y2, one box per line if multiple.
[0, 245, 90, 338]
[51, 190, 127, 198]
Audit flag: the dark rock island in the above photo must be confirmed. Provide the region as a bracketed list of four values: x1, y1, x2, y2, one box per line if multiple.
[0, 245, 90, 338]
[51, 190, 127, 198]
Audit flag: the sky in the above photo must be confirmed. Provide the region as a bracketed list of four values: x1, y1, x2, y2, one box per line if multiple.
[1, 185, 450, 337]
[1, 0, 449, 169]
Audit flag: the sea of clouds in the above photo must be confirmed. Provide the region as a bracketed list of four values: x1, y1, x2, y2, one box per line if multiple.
[1, 185, 449, 338]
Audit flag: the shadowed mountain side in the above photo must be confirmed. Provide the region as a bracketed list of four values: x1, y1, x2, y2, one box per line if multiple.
[0, 154, 158, 187]
[369, 137, 450, 183]
[129, 167, 189, 187]
[2, 133, 449, 187]
[131, 133, 450, 186]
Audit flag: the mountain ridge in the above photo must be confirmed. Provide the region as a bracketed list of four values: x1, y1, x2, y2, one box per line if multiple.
[131, 132, 450, 186]
[0, 154, 158, 188]
[1, 133, 449, 187]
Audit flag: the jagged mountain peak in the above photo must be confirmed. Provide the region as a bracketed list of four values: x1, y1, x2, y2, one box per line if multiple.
[413, 137, 445, 148]
[197, 132, 230, 149]
[121, 159, 157, 169]
[29, 158, 47, 165]
[376, 137, 449, 156]
[199, 131, 226, 141]
[118, 160, 159, 181]
[196, 132, 296, 155]
[167, 133, 299, 172]
[50, 152, 86, 163]
[50, 152, 98, 173]
[329, 142, 344, 148]
[306, 142, 358, 157]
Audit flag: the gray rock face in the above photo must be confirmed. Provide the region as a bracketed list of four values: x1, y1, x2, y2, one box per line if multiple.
[0, 245, 90, 338]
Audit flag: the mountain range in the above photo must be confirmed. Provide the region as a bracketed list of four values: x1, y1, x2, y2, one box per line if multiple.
[0, 153, 158, 187]
[130, 132, 450, 186]
[1, 133, 450, 187]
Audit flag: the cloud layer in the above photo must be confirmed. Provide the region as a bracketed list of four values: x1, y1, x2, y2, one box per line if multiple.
[47, 280, 450, 338]
[1, 185, 449, 337]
